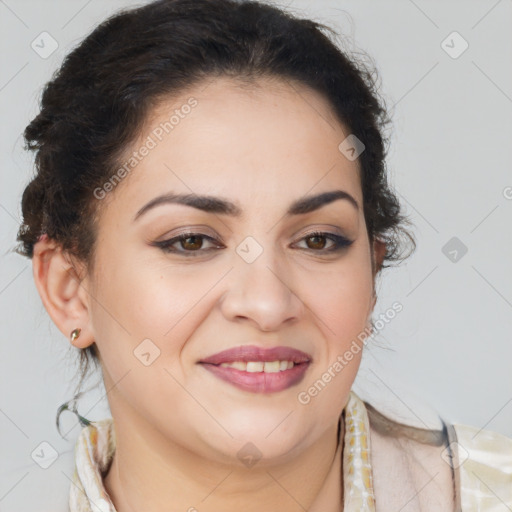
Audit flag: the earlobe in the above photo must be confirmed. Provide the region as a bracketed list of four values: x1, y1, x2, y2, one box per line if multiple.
[32, 238, 95, 349]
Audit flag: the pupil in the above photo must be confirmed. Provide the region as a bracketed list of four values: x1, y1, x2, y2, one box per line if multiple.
[183, 236, 202, 250]
[308, 235, 325, 249]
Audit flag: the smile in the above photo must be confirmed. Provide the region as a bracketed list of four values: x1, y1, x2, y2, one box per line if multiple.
[199, 361, 311, 393]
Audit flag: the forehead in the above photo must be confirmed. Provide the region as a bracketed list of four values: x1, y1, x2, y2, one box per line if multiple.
[108, 76, 362, 215]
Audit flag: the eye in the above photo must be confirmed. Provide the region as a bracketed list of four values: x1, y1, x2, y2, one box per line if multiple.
[294, 231, 354, 252]
[152, 230, 353, 257]
[153, 232, 223, 256]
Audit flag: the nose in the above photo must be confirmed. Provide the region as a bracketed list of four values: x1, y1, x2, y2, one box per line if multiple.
[219, 242, 304, 331]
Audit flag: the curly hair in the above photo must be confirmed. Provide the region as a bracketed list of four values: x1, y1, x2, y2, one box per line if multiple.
[15, 0, 416, 434]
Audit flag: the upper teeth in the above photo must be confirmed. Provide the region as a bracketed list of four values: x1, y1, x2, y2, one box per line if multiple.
[219, 360, 295, 372]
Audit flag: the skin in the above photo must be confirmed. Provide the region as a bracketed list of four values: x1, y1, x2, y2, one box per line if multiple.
[32, 76, 386, 512]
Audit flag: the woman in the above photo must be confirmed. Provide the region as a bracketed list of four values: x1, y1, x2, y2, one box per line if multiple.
[16, 0, 511, 510]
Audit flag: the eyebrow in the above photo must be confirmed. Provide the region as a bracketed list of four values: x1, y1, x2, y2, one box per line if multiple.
[133, 189, 359, 222]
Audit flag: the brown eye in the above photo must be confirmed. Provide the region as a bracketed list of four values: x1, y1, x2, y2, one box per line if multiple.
[180, 235, 203, 251]
[154, 232, 222, 255]
[305, 234, 328, 250]
[295, 231, 354, 253]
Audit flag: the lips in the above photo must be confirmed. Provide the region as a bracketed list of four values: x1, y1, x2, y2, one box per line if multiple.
[199, 345, 312, 365]
[198, 345, 312, 393]
[199, 345, 312, 393]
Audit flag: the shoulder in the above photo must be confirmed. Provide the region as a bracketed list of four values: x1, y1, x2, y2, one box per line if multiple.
[451, 422, 512, 510]
[365, 406, 456, 511]
[357, 393, 512, 512]
[343, 392, 456, 510]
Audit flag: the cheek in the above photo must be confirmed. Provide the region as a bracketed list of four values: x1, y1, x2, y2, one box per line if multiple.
[295, 256, 372, 417]
[312, 253, 374, 347]
[89, 248, 218, 370]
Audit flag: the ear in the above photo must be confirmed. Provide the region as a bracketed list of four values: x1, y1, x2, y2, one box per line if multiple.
[372, 238, 387, 276]
[32, 236, 95, 349]
[370, 238, 386, 309]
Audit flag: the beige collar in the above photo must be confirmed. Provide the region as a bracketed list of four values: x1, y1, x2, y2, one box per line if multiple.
[68, 391, 383, 512]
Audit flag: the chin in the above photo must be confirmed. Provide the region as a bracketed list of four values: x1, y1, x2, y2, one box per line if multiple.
[201, 412, 312, 461]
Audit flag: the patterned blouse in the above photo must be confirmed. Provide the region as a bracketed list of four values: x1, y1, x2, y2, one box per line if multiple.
[69, 391, 512, 511]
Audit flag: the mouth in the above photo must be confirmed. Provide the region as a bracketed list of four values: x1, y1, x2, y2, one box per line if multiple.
[198, 345, 312, 393]
[199, 344, 312, 365]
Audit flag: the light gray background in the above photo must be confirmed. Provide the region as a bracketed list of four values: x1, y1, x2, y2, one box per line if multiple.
[1, 0, 511, 510]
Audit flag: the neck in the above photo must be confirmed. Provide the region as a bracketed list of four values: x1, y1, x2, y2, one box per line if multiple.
[103, 404, 344, 512]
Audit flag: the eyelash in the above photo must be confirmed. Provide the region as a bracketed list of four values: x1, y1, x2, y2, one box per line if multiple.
[153, 230, 354, 256]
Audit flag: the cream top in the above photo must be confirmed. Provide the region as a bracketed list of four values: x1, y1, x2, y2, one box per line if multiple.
[68, 391, 512, 511]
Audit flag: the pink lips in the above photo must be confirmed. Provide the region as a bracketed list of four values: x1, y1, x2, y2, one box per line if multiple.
[198, 345, 312, 394]
[199, 345, 311, 365]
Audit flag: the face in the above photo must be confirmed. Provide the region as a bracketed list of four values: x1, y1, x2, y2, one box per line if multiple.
[77, 77, 380, 464]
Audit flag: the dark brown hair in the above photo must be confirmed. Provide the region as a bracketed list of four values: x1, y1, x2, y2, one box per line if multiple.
[15, 0, 416, 434]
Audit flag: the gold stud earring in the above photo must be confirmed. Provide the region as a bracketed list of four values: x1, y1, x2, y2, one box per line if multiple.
[70, 328, 81, 342]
